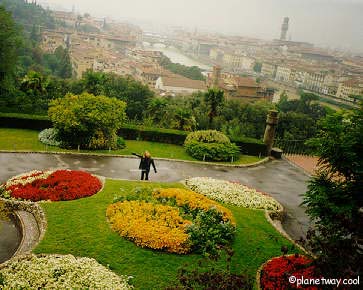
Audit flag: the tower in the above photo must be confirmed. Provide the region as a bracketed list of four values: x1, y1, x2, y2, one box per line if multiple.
[280, 17, 289, 41]
[212, 66, 221, 88]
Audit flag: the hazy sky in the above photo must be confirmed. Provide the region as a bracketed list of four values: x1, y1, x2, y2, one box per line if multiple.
[41, 0, 363, 52]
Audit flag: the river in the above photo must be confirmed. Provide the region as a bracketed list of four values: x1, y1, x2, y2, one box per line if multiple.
[144, 43, 212, 71]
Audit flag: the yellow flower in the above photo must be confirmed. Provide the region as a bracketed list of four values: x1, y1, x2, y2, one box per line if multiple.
[106, 201, 191, 254]
[153, 188, 235, 224]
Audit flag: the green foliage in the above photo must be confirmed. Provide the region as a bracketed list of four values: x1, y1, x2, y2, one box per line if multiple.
[0, 0, 55, 30]
[48, 92, 126, 149]
[184, 141, 240, 162]
[159, 55, 205, 81]
[116, 136, 126, 149]
[186, 209, 236, 258]
[119, 124, 188, 145]
[169, 248, 252, 290]
[0, 5, 22, 93]
[185, 130, 230, 144]
[43, 46, 72, 78]
[80, 71, 154, 120]
[277, 112, 317, 140]
[204, 88, 225, 128]
[276, 91, 329, 140]
[184, 130, 240, 161]
[303, 103, 363, 276]
[319, 95, 357, 110]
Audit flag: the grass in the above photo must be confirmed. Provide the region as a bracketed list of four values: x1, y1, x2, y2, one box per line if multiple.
[34, 179, 300, 289]
[0, 128, 262, 165]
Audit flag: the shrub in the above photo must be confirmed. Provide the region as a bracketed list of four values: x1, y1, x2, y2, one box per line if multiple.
[48, 92, 126, 150]
[118, 124, 188, 145]
[184, 130, 240, 162]
[38, 128, 62, 147]
[185, 130, 230, 144]
[116, 136, 126, 149]
[186, 209, 236, 257]
[0, 112, 52, 130]
[185, 141, 240, 162]
[168, 248, 252, 290]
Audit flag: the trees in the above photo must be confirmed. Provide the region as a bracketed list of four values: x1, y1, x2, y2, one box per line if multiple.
[0, 6, 22, 93]
[303, 103, 363, 277]
[48, 92, 126, 149]
[204, 88, 224, 128]
[276, 91, 328, 140]
[81, 71, 154, 120]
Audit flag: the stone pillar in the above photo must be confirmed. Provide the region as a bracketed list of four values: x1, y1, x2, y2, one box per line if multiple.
[263, 110, 279, 156]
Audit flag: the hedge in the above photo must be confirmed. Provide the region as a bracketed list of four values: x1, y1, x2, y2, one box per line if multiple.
[0, 113, 52, 130]
[0, 113, 267, 156]
[118, 124, 188, 145]
[231, 136, 268, 157]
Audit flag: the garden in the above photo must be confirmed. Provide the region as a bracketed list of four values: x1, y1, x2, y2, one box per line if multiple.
[0, 169, 309, 289]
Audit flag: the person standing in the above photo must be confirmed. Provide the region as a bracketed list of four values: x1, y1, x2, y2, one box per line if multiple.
[132, 151, 157, 180]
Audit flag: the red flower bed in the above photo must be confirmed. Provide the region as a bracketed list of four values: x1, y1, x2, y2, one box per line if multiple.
[260, 254, 318, 290]
[7, 170, 102, 201]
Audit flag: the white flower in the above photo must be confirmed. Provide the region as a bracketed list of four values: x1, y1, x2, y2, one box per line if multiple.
[0, 254, 133, 289]
[185, 177, 282, 212]
[4, 170, 53, 189]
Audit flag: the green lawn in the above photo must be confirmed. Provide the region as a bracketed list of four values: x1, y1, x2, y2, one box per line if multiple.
[0, 128, 262, 165]
[34, 179, 299, 289]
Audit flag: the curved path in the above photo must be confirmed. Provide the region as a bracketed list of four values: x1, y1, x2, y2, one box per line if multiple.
[0, 152, 311, 242]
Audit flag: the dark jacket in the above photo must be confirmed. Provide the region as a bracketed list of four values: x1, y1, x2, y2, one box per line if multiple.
[132, 153, 157, 173]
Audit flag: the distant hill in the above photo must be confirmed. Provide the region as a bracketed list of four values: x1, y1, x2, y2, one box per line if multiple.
[0, 0, 56, 32]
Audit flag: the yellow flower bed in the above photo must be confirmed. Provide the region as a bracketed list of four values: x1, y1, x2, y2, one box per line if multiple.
[106, 200, 191, 254]
[153, 188, 235, 224]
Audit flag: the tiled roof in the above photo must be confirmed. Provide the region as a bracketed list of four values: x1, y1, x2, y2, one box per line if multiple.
[162, 76, 206, 90]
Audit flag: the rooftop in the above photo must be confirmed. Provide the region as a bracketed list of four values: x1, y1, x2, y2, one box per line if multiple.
[161, 76, 206, 90]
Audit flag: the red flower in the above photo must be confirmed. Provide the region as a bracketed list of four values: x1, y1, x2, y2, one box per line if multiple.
[8, 170, 102, 202]
[260, 255, 318, 290]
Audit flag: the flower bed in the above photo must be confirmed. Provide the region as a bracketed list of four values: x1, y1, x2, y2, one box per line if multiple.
[0, 254, 133, 289]
[259, 254, 317, 290]
[38, 128, 62, 147]
[107, 200, 191, 254]
[0, 170, 102, 201]
[185, 177, 282, 212]
[153, 188, 235, 223]
[107, 188, 235, 255]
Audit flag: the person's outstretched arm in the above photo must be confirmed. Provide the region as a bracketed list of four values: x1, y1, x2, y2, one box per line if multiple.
[151, 159, 157, 173]
[132, 152, 142, 158]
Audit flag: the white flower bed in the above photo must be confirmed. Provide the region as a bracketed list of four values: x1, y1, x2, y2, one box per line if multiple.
[0, 170, 54, 199]
[185, 177, 282, 212]
[0, 254, 133, 289]
[38, 128, 62, 147]
[3, 170, 53, 188]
